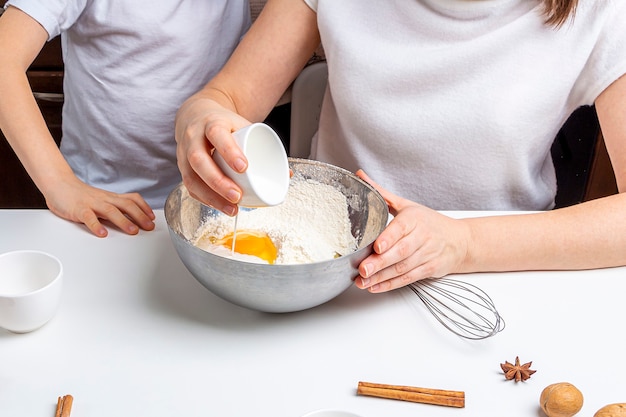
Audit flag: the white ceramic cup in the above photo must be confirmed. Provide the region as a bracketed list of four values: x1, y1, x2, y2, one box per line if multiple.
[213, 122, 290, 207]
[0, 250, 63, 333]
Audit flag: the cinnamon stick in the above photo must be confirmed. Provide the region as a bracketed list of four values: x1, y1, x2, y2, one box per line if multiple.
[357, 381, 465, 408]
[55, 395, 73, 417]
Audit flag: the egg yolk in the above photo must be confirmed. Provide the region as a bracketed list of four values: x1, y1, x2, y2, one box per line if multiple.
[213, 230, 278, 264]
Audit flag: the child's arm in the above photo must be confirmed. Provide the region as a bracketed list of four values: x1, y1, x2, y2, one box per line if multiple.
[0, 6, 155, 237]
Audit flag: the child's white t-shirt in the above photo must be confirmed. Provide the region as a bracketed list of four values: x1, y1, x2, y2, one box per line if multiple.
[7, 0, 251, 207]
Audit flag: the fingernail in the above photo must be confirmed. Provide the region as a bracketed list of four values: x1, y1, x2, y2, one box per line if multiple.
[226, 189, 241, 203]
[223, 205, 237, 216]
[234, 158, 247, 172]
[362, 263, 372, 278]
[360, 277, 371, 287]
[376, 240, 387, 253]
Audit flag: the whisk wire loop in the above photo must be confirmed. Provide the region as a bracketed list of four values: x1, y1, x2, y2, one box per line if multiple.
[408, 278, 505, 340]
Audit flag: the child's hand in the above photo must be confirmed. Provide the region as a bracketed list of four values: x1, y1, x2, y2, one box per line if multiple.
[44, 175, 155, 237]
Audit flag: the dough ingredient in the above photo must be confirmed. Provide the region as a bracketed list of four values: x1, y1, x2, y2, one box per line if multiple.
[540, 382, 584, 417]
[594, 403, 626, 417]
[194, 177, 357, 264]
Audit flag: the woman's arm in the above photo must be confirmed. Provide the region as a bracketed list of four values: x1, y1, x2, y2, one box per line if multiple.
[357, 182, 626, 293]
[175, 0, 320, 214]
[0, 7, 156, 237]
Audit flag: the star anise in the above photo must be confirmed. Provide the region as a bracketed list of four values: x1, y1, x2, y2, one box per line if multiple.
[500, 356, 536, 382]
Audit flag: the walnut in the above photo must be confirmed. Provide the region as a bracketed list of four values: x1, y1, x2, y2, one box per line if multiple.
[594, 403, 626, 417]
[540, 382, 584, 417]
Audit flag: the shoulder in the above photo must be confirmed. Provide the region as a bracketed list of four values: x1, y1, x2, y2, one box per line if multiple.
[4, 0, 88, 39]
[574, 0, 625, 24]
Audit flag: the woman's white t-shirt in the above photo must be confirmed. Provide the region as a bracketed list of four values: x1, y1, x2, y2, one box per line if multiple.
[304, 0, 626, 210]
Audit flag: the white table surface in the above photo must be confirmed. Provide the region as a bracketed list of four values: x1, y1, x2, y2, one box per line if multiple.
[1, 209, 625, 417]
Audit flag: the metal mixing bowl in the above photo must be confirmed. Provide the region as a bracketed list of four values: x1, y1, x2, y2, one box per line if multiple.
[164, 158, 389, 313]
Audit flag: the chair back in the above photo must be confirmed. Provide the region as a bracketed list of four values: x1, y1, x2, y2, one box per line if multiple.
[289, 62, 328, 158]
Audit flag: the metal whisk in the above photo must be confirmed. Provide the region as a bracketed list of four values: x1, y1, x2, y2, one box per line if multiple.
[407, 278, 505, 340]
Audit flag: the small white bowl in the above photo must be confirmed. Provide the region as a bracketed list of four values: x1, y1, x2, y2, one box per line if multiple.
[301, 410, 362, 417]
[0, 250, 63, 333]
[213, 122, 290, 207]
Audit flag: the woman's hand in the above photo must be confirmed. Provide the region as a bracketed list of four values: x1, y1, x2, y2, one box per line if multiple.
[173, 0, 320, 215]
[44, 174, 155, 238]
[174, 94, 253, 216]
[354, 170, 472, 293]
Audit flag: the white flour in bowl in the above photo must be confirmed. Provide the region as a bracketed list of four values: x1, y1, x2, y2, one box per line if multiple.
[193, 178, 357, 264]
